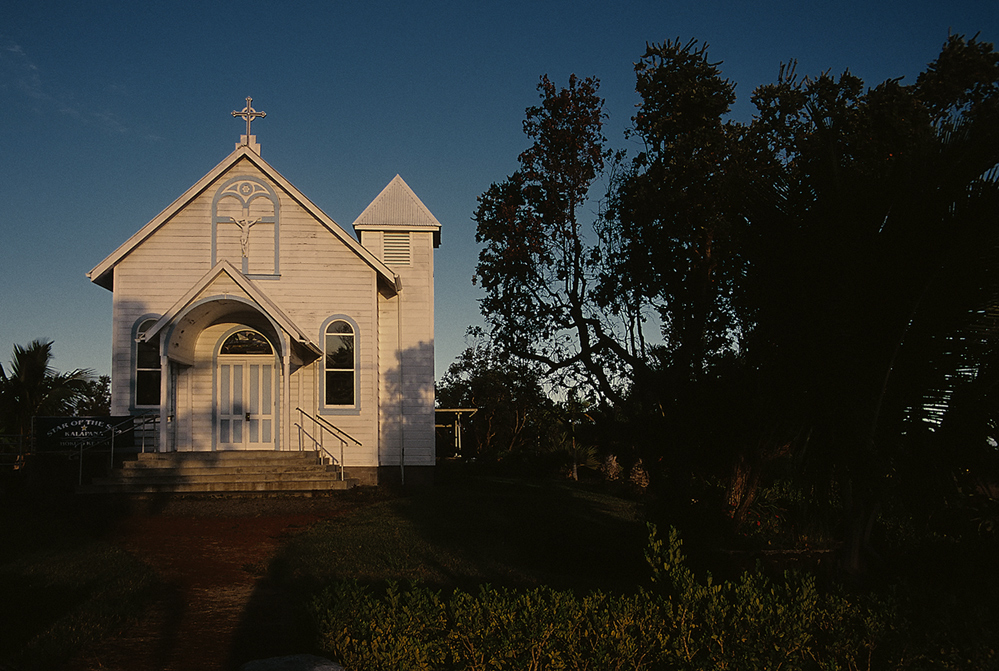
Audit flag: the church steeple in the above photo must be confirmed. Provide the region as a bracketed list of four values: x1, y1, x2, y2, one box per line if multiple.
[232, 96, 265, 154]
[352, 174, 443, 251]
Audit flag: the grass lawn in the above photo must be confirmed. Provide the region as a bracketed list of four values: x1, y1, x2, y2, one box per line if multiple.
[270, 469, 649, 595]
[0, 493, 157, 670]
[0, 467, 648, 669]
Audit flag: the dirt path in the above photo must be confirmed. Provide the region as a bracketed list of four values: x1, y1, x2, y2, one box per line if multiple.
[62, 495, 380, 671]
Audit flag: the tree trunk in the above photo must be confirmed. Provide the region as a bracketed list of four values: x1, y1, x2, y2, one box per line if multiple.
[842, 493, 881, 578]
[726, 454, 761, 526]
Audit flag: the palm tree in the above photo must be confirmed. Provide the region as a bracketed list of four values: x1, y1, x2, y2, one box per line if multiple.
[0, 340, 92, 439]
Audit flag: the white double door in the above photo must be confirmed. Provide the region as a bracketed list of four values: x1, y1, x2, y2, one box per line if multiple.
[217, 356, 276, 450]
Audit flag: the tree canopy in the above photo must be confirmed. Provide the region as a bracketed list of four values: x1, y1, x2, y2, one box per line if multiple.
[472, 35, 999, 574]
[437, 333, 548, 459]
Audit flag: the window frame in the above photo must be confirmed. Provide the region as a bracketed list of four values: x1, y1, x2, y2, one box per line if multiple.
[133, 316, 162, 410]
[211, 175, 281, 278]
[320, 315, 360, 415]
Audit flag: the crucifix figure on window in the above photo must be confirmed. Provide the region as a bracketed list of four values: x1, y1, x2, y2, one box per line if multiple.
[228, 207, 261, 257]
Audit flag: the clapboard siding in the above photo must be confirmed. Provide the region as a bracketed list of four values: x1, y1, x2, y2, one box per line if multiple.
[370, 229, 436, 467]
[97, 150, 434, 469]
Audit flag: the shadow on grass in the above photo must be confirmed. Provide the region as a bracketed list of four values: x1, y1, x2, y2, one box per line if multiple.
[224, 466, 649, 668]
[270, 467, 647, 594]
[0, 491, 159, 670]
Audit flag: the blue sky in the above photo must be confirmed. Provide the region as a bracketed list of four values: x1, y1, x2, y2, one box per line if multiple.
[1, 0, 996, 381]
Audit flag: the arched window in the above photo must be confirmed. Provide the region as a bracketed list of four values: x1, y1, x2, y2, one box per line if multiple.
[324, 320, 355, 407]
[135, 319, 161, 408]
[220, 330, 273, 355]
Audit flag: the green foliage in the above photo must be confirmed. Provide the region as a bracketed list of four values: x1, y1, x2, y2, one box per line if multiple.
[645, 523, 827, 669]
[743, 33, 999, 572]
[540, 392, 602, 480]
[0, 339, 93, 436]
[449, 585, 585, 670]
[437, 334, 548, 459]
[313, 581, 449, 671]
[736, 477, 842, 549]
[311, 581, 664, 671]
[308, 525, 994, 670]
[70, 374, 111, 417]
[474, 34, 999, 578]
[308, 523, 999, 670]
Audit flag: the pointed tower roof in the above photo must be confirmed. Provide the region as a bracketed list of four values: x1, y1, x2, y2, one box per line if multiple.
[352, 174, 442, 247]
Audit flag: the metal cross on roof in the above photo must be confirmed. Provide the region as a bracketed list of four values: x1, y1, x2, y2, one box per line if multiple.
[232, 97, 266, 136]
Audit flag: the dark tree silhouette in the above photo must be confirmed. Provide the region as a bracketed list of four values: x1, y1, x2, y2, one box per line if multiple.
[742, 34, 999, 573]
[437, 334, 548, 458]
[474, 74, 627, 400]
[473, 36, 999, 576]
[71, 375, 111, 417]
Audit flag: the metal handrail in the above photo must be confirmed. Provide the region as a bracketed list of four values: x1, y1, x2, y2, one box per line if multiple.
[295, 421, 343, 480]
[296, 408, 362, 446]
[295, 408, 361, 482]
[293, 422, 343, 480]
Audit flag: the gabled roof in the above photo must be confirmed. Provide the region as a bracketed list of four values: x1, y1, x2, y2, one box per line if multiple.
[87, 145, 400, 292]
[352, 174, 442, 247]
[142, 260, 322, 357]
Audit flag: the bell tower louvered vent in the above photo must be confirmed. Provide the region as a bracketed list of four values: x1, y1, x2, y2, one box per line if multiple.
[352, 175, 442, 251]
[383, 231, 411, 265]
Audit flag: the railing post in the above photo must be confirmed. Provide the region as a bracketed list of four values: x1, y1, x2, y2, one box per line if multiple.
[295, 407, 361, 479]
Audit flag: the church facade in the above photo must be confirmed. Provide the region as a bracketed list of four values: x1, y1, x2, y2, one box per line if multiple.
[87, 115, 440, 484]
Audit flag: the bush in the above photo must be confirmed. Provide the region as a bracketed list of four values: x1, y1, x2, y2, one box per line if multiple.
[312, 581, 449, 671]
[600, 454, 622, 481]
[308, 525, 997, 670]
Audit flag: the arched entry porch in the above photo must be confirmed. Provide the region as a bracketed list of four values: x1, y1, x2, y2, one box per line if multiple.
[138, 283, 321, 452]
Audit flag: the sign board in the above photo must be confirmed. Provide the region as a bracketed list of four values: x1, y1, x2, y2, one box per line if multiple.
[34, 416, 135, 452]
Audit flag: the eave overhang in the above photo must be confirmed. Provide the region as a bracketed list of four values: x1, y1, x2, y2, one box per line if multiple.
[87, 146, 400, 294]
[140, 260, 322, 364]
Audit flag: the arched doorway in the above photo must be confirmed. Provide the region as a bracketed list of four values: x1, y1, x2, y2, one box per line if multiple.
[216, 329, 276, 450]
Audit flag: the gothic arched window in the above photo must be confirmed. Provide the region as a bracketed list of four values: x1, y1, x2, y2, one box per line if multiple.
[324, 319, 356, 408]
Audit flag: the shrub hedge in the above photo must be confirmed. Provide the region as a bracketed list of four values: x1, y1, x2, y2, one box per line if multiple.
[308, 524, 996, 670]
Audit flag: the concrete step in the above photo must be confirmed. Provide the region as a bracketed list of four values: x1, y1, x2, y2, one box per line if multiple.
[113, 464, 328, 477]
[78, 449, 355, 494]
[123, 450, 320, 465]
[93, 470, 339, 485]
[78, 478, 360, 494]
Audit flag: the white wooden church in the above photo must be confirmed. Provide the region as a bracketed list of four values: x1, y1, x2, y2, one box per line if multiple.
[87, 100, 440, 486]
